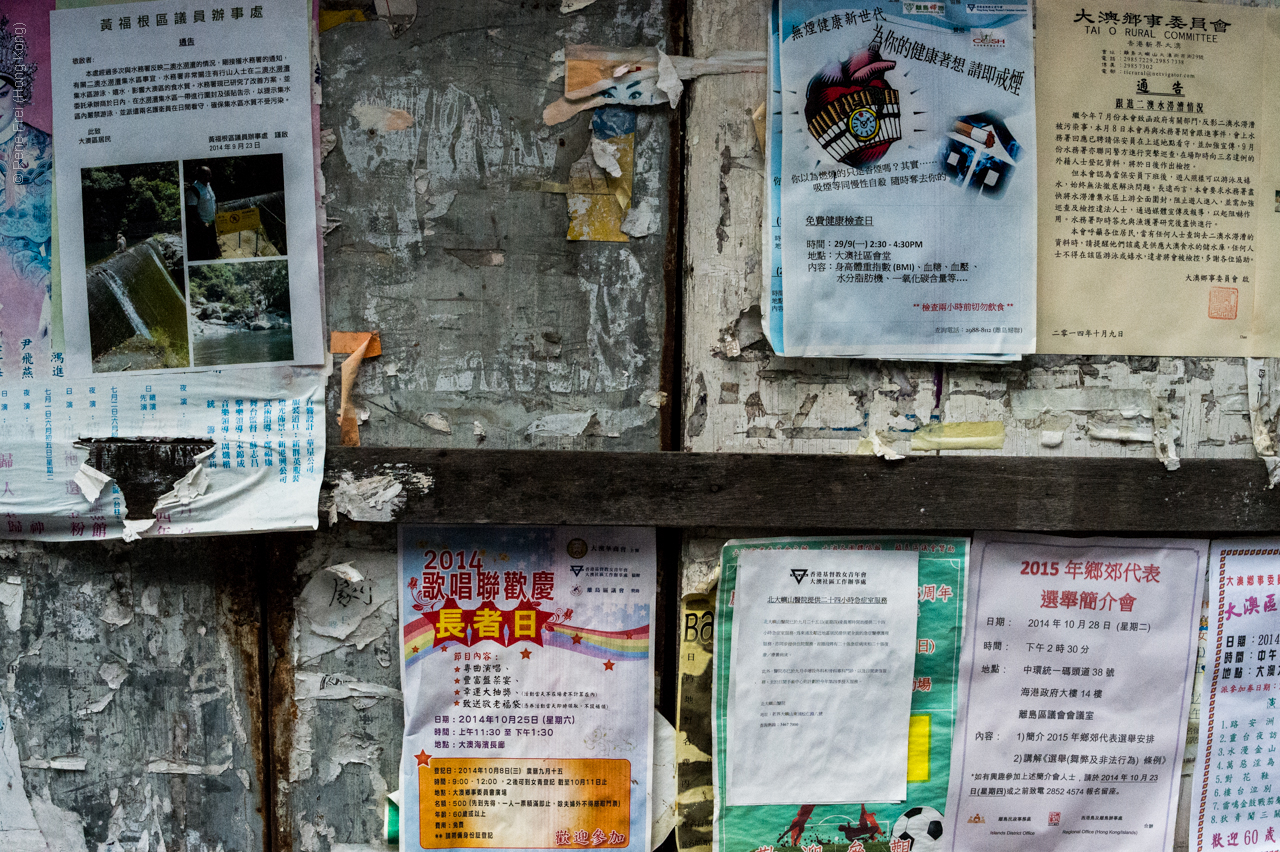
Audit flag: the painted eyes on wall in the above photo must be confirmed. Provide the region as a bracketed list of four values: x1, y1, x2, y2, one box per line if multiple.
[601, 80, 649, 102]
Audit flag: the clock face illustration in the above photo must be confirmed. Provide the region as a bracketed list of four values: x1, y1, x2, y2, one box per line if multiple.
[848, 107, 879, 141]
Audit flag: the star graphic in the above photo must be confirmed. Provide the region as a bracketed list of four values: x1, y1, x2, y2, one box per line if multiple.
[454, 700, 460, 706]
[454, 678, 460, 684]
[415, 750, 430, 766]
[455, 690, 461, 696]
[441, 645, 449, 653]
[520, 648, 532, 660]
[411, 645, 419, 654]
[571, 634, 583, 645]
[603, 660, 615, 671]
[454, 667, 460, 673]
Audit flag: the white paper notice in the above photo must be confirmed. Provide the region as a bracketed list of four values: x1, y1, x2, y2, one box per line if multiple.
[726, 548, 918, 806]
[50, 0, 323, 376]
[1191, 541, 1280, 852]
[946, 533, 1207, 852]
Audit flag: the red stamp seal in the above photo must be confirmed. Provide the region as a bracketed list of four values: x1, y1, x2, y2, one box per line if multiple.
[1209, 286, 1239, 320]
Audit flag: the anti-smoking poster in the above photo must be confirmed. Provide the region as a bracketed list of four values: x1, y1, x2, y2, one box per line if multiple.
[777, 0, 1036, 357]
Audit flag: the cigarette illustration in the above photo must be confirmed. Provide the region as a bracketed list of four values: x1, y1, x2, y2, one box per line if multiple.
[953, 121, 995, 148]
[939, 111, 1022, 199]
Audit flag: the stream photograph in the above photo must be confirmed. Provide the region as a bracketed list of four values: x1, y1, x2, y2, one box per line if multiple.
[189, 259, 294, 367]
[80, 161, 190, 372]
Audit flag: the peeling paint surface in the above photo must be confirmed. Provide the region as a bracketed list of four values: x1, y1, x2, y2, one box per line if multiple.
[281, 531, 404, 849]
[321, 0, 670, 450]
[0, 540, 264, 852]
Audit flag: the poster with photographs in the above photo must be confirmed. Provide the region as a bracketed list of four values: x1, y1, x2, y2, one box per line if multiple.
[50, 0, 321, 376]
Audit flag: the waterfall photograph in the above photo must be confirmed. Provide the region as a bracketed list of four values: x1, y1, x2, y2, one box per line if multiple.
[182, 153, 287, 262]
[189, 259, 294, 367]
[80, 161, 190, 372]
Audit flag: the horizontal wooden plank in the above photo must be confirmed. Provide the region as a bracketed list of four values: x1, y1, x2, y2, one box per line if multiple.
[324, 449, 1280, 532]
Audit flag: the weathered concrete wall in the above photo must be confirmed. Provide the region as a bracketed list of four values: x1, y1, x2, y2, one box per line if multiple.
[320, 0, 674, 451]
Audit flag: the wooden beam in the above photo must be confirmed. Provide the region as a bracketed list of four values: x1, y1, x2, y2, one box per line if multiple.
[324, 449, 1280, 532]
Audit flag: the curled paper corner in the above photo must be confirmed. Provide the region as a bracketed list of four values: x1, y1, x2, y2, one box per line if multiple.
[324, 562, 364, 584]
[331, 332, 382, 447]
[656, 52, 682, 108]
[855, 431, 905, 460]
[73, 463, 112, 504]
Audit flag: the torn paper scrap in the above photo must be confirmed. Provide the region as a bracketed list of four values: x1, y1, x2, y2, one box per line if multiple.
[99, 661, 128, 690]
[0, 577, 22, 632]
[544, 45, 765, 125]
[298, 563, 391, 642]
[568, 108, 635, 242]
[1151, 391, 1181, 472]
[295, 671, 401, 701]
[73, 463, 112, 503]
[591, 137, 622, 178]
[77, 691, 115, 716]
[144, 759, 232, 775]
[656, 52, 682, 107]
[652, 711, 678, 850]
[329, 473, 406, 524]
[622, 197, 660, 238]
[855, 431, 905, 460]
[151, 447, 215, 514]
[0, 693, 47, 852]
[121, 519, 155, 543]
[21, 756, 88, 772]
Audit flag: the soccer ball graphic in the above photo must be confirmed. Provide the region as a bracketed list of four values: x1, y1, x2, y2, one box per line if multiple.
[891, 806, 945, 852]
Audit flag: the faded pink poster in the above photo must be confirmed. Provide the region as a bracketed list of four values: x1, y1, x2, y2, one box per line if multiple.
[0, 0, 54, 377]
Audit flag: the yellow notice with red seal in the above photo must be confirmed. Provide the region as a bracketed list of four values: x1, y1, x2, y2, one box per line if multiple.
[417, 757, 631, 849]
[399, 526, 657, 852]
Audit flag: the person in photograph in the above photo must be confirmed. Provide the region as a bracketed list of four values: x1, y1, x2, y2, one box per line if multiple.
[0, 15, 53, 356]
[185, 165, 220, 260]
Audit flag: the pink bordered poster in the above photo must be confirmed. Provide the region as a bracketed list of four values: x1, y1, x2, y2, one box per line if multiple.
[1192, 541, 1280, 852]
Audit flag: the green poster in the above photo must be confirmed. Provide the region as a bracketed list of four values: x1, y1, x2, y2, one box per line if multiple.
[713, 537, 969, 852]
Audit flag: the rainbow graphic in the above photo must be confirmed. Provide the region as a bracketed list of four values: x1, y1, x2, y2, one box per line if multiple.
[403, 614, 437, 668]
[402, 617, 650, 668]
[545, 623, 649, 661]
